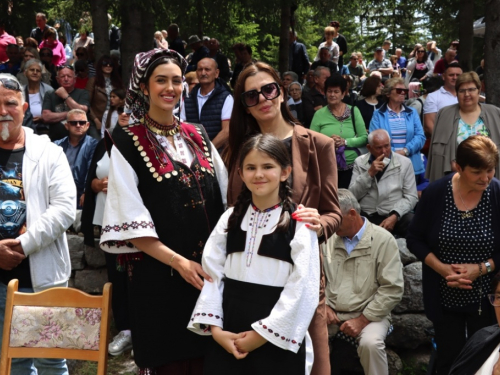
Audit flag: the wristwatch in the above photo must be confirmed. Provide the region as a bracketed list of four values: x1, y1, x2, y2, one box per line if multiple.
[485, 261, 493, 273]
[403, 147, 409, 156]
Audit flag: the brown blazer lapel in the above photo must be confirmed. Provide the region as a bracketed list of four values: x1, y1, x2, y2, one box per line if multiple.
[291, 125, 310, 203]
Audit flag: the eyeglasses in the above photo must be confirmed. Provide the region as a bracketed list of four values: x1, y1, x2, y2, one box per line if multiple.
[40, 53, 52, 57]
[417, 50, 425, 53]
[57, 65, 75, 71]
[0, 77, 22, 92]
[488, 294, 500, 306]
[67, 120, 87, 126]
[393, 88, 409, 95]
[458, 87, 478, 95]
[102, 61, 112, 67]
[241, 82, 280, 108]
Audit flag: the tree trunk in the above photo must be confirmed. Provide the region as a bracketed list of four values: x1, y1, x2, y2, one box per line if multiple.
[120, 0, 143, 87]
[197, 0, 204, 38]
[485, 0, 500, 106]
[89, 0, 110, 63]
[140, 0, 156, 52]
[278, 1, 291, 75]
[458, 0, 474, 71]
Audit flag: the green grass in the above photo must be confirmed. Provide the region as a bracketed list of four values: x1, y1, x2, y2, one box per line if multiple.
[70, 352, 137, 375]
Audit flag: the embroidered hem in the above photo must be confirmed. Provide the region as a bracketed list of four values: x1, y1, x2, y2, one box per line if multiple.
[257, 320, 301, 346]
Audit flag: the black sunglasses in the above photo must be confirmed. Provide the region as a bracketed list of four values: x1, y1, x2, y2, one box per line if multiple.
[394, 88, 409, 94]
[0, 77, 22, 92]
[76, 53, 85, 57]
[417, 50, 425, 53]
[67, 120, 87, 126]
[102, 61, 112, 67]
[40, 53, 52, 57]
[241, 82, 280, 108]
[57, 65, 75, 71]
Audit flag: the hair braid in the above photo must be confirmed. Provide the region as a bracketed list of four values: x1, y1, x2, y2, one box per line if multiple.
[276, 180, 294, 232]
[226, 185, 252, 232]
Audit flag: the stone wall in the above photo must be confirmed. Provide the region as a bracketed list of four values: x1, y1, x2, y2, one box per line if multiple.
[67, 235, 433, 374]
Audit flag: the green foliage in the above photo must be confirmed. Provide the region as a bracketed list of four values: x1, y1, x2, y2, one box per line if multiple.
[2, 0, 487, 69]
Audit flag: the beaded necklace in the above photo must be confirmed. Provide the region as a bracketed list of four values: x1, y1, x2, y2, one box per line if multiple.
[143, 114, 180, 136]
[246, 202, 283, 267]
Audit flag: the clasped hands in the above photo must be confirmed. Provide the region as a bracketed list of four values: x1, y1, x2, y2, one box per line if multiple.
[443, 263, 481, 289]
[0, 239, 25, 270]
[326, 306, 370, 338]
[211, 326, 267, 360]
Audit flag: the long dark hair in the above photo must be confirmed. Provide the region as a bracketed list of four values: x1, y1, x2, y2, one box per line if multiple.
[226, 61, 298, 171]
[227, 134, 294, 233]
[105, 88, 125, 129]
[94, 55, 123, 90]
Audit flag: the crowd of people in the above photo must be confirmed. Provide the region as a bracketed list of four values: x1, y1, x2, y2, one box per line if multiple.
[0, 11, 499, 375]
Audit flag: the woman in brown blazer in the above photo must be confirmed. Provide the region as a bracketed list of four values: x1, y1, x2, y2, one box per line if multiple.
[86, 55, 123, 138]
[226, 61, 342, 375]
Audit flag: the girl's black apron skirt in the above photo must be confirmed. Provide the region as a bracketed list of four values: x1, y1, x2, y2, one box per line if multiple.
[204, 278, 306, 375]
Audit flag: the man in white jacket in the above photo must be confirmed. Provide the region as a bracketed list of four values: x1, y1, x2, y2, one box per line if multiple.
[0, 73, 76, 374]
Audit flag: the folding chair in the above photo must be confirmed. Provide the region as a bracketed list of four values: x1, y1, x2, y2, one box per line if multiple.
[0, 279, 112, 375]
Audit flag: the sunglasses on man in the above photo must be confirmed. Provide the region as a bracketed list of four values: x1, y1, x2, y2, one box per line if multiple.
[0, 78, 22, 92]
[241, 82, 280, 108]
[67, 120, 88, 126]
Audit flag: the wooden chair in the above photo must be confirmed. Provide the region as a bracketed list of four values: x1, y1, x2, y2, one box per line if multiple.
[0, 279, 112, 375]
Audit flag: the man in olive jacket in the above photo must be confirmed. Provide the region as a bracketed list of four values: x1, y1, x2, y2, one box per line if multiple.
[323, 189, 404, 375]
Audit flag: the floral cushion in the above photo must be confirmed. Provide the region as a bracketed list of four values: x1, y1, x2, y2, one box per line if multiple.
[10, 306, 101, 350]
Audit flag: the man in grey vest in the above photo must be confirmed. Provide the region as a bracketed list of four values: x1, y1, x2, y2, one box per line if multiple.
[181, 57, 233, 149]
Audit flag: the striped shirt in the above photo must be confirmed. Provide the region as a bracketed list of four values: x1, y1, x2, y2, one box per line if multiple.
[387, 105, 407, 151]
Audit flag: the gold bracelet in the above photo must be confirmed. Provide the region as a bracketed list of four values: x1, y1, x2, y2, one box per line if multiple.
[170, 254, 177, 276]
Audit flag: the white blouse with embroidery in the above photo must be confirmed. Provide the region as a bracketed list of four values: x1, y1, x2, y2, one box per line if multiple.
[187, 206, 319, 372]
[100, 136, 228, 253]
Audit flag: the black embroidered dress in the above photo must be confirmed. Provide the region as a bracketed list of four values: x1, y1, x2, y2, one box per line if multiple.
[101, 121, 225, 369]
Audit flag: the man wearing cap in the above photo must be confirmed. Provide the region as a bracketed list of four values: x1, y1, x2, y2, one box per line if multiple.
[367, 47, 393, 81]
[186, 35, 209, 73]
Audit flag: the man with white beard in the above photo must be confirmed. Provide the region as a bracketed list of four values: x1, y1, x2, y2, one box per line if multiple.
[0, 73, 76, 374]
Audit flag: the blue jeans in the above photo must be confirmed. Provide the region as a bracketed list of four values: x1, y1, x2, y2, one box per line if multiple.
[0, 282, 69, 375]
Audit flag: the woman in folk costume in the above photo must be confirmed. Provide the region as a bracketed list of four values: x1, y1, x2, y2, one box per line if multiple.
[100, 49, 227, 375]
[188, 134, 320, 375]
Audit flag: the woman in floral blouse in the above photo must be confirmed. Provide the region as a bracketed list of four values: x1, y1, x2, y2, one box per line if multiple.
[426, 72, 500, 182]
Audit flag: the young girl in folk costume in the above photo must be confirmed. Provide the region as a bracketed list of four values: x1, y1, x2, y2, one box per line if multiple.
[101, 88, 125, 138]
[188, 134, 320, 375]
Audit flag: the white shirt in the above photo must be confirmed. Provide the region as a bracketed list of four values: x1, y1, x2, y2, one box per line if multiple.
[29, 93, 42, 118]
[187, 206, 319, 373]
[423, 86, 458, 114]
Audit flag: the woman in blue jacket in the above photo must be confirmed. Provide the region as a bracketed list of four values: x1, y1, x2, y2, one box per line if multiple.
[369, 77, 426, 178]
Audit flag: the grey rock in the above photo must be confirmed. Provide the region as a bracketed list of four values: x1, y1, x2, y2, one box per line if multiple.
[397, 238, 418, 265]
[387, 348, 403, 375]
[387, 313, 433, 349]
[394, 262, 425, 313]
[67, 234, 85, 270]
[74, 269, 108, 294]
[84, 244, 106, 268]
[398, 346, 433, 374]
